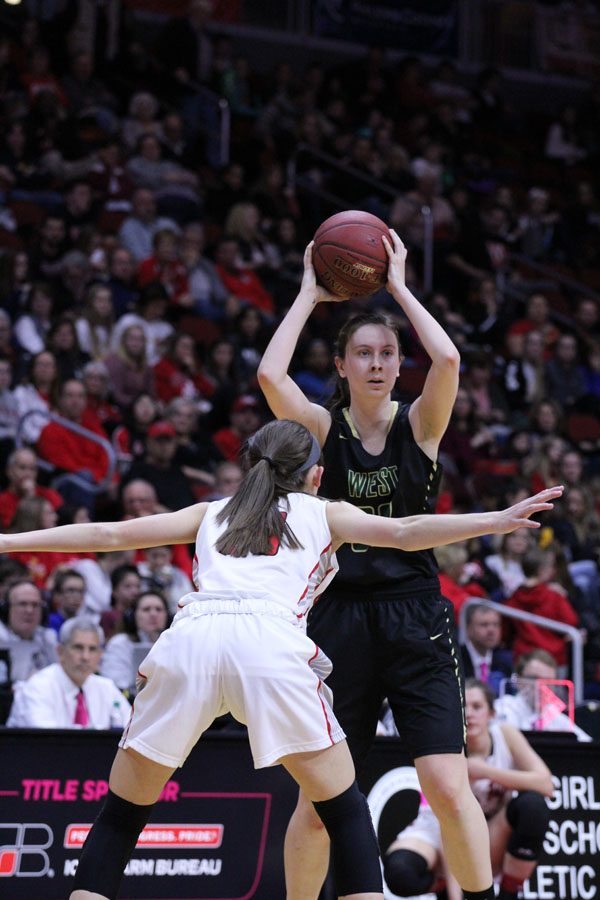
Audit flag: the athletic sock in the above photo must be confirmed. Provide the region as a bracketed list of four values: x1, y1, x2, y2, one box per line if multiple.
[497, 872, 525, 899]
[463, 888, 495, 900]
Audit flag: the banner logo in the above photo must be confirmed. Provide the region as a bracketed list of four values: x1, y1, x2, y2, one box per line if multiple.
[0, 824, 53, 877]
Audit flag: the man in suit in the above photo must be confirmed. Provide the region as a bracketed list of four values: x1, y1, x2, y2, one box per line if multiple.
[460, 603, 513, 695]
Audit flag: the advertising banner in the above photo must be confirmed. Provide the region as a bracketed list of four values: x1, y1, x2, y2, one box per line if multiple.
[313, 0, 458, 55]
[0, 730, 598, 899]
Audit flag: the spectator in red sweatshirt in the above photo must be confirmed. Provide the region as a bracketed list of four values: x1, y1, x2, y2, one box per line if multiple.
[214, 237, 275, 317]
[505, 548, 579, 668]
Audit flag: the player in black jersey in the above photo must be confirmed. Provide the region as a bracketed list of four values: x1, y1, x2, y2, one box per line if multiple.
[258, 230, 497, 900]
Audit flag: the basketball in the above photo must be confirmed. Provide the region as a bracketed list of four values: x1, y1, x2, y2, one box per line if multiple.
[312, 210, 391, 297]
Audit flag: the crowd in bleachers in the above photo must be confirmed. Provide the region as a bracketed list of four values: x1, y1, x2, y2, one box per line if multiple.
[1, 0, 600, 727]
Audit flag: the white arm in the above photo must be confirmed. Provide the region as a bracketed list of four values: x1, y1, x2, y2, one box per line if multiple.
[257, 244, 336, 444]
[326, 487, 563, 552]
[0, 504, 208, 555]
[383, 231, 460, 455]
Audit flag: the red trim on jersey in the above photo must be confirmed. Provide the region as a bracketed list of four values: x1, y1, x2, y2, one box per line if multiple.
[316, 682, 334, 744]
[296, 542, 333, 606]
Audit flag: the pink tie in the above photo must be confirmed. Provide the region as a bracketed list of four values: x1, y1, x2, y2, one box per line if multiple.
[479, 661, 489, 683]
[74, 689, 89, 727]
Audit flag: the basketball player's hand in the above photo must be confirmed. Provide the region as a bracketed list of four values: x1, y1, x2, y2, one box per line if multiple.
[495, 485, 564, 533]
[301, 243, 346, 303]
[382, 229, 408, 293]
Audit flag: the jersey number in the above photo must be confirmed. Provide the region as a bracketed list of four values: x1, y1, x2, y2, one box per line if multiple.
[351, 502, 393, 552]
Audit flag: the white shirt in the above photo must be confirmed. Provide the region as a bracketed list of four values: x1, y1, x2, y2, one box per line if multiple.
[70, 557, 113, 620]
[180, 493, 338, 628]
[0, 622, 58, 682]
[7, 663, 131, 729]
[100, 633, 154, 692]
[494, 691, 591, 742]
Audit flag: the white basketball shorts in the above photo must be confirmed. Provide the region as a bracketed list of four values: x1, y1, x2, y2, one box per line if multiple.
[120, 598, 346, 769]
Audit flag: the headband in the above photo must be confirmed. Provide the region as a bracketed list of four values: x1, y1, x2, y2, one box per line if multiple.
[293, 433, 322, 475]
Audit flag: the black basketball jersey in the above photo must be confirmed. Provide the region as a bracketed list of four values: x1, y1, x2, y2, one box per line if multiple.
[320, 402, 442, 597]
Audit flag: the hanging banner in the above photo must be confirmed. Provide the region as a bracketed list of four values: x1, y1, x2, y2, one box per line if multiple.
[313, 0, 459, 55]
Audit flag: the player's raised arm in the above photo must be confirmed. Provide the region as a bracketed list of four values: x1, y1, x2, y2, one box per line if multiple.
[257, 243, 338, 445]
[327, 487, 563, 552]
[0, 503, 209, 554]
[382, 230, 461, 456]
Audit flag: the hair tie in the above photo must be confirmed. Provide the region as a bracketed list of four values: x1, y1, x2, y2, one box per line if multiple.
[259, 455, 275, 469]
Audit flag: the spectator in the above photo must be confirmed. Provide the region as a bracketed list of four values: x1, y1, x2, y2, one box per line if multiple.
[0, 579, 57, 682]
[0, 447, 63, 529]
[545, 104, 587, 165]
[0, 357, 19, 465]
[550, 486, 600, 565]
[205, 459, 243, 500]
[460, 603, 513, 695]
[528, 398, 564, 446]
[123, 420, 196, 511]
[36, 379, 111, 510]
[214, 237, 275, 317]
[434, 542, 488, 622]
[117, 187, 178, 263]
[121, 91, 163, 151]
[46, 314, 90, 382]
[13, 282, 54, 356]
[292, 337, 334, 404]
[28, 213, 67, 282]
[104, 324, 156, 410]
[126, 134, 200, 223]
[138, 550, 193, 615]
[101, 591, 171, 693]
[484, 529, 533, 599]
[153, 332, 214, 407]
[545, 333, 587, 410]
[558, 447, 585, 490]
[504, 549, 579, 669]
[75, 283, 116, 359]
[180, 221, 233, 320]
[7, 617, 130, 729]
[495, 649, 591, 741]
[164, 396, 218, 488]
[47, 569, 86, 634]
[212, 393, 262, 462]
[6, 495, 89, 588]
[501, 330, 546, 420]
[70, 550, 134, 622]
[99, 564, 142, 642]
[81, 360, 122, 432]
[110, 284, 174, 367]
[138, 228, 192, 309]
[509, 294, 561, 357]
[120, 477, 193, 579]
[106, 245, 139, 317]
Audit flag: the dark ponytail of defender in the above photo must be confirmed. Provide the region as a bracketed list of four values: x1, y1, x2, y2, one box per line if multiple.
[327, 311, 404, 411]
[215, 419, 322, 557]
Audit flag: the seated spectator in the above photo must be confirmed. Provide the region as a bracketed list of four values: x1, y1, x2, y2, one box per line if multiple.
[204, 460, 243, 500]
[214, 237, 275, 317]
[224, 201, 280, 286]
[36, 379, 111, 512]
[104, 324, 156, 410]
[126, 133, 200, 222]
[212, 394, 262, 463]
[70, 550, 134, 621]
[230, 305, 270, 382]
[495, 649, 591, 741]
[384, 679, 554, 900]
[545, 333, 587, 411]
[106, 245, 139, 317]
[112, 392, 161, 471]
[7, 496, 89, 588]
[123, 420, 196, 511]
[7, 617, 130, 728]
[99, 564, 142, 642]
[0, 579, 57, 682]
[484, 529, 532, 599]
[13, 282, 54, 356]
[81, 360, 122, 432]
[504, 549, 579, 669]
[434, 542, 488, 621]
[138, 228, 192, 310]
[165, 396, 218, 488]
[117, 187, 178, 263]
[0, 447, 63, 529]
[153, 332, 215, 407]
[0, 356, 19, 465]
[292, 337, 334, 404]
[509, 294, 561, 358]
[47, 569, 86, 634]
[13, 349, 59, 445]
[46, 314, 90, 382]
[101, 591, 171, 693]
[119, 478, 192, 578]
[75, 283, 117, 359]
[550, 486, 600, 566]
[138, 548, 193, 615]
[460, 603, 513, 696]
[121, 91, 163, 152]
[110, 281, 175, 368]
[180, 221, 235, 321]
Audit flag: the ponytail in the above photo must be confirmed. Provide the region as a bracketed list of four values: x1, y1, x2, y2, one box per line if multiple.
[215, 420, 321, 557]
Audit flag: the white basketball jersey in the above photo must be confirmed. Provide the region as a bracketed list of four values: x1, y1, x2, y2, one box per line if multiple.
[178, 492, 338, 628]
[471, 720, 514, 818]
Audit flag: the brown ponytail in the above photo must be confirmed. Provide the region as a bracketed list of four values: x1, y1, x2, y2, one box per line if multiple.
[215, 419, 321, 557]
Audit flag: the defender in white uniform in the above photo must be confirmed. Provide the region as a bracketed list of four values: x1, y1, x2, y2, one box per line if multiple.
[0, 418, 561, 900]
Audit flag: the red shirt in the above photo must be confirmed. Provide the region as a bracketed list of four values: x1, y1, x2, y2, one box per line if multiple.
[215, 264, 274, 315]
[138, 256, 190, 304]
[212, 427, 241, 462]
[0, 486, 64, 529]
[37, 419, 110, 482]
[438, 573, 487, 623]
[505, 583, 579, 666]
[153, 356, 215, 404]
[8, 550, 94, 589]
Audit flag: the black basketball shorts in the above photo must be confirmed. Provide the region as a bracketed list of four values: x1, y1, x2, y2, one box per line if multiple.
[307, 588, 467, 766]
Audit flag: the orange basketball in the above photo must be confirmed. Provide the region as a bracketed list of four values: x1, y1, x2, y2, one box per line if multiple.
[312, 210, 391, 297]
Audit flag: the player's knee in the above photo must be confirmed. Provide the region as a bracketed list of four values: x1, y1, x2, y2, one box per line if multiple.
[296, 793, 328, 835]
[506, 791, 550, 861]
[425, 778, 470, 821]
[383, 848, 434, 897]
[313, 781, 382, 895]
